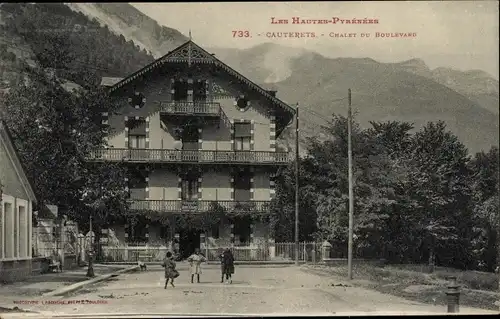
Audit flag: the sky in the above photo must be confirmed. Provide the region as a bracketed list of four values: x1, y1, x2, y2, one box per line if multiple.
[131, 1, 499, 79]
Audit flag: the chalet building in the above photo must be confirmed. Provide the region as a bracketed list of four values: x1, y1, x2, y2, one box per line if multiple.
[0, 120, 37, 282]
[88, 40, 295, 258]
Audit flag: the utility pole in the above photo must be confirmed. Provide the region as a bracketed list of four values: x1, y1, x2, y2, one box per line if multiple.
[295, 103, 300, 266]
[86, 214, 95, 277]
[347, 89, 354, 280]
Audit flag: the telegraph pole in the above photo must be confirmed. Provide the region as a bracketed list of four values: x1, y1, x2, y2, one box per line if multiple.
[86, 214, 95, 277]
[295, 103, 300, 266]
[347, 89, 354, 280]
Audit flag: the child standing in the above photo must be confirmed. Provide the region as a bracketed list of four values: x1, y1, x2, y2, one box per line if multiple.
[162, 251, 179, 289]
[187, 248, 206, 283]
[220, 247, 235, 284]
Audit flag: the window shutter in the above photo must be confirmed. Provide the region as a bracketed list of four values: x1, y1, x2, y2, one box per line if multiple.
[234, 123, 251, 137]
[128, 120, 147, 135]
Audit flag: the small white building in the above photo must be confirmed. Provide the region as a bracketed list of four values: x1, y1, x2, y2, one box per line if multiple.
[0, 120, 37, 282]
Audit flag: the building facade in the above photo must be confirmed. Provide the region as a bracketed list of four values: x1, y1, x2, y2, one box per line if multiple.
[88, 40, 295, 258]
[0, 120, 37, 282]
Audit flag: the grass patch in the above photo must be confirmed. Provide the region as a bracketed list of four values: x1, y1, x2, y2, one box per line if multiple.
[304, 263, 499, 310]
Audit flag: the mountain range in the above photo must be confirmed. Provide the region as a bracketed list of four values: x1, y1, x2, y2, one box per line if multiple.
[2, 3, 498, 154]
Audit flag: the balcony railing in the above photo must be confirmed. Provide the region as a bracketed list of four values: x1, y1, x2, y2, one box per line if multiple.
[159, 101, 221, 116]
[88, 149, 291, 165]
[129, 200, 271, 214]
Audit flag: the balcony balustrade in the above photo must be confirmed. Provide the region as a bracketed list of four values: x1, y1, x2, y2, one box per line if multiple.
[88, 148, 291, 165]
[159, 101, 221, 117]
[129, 200, 271, 214]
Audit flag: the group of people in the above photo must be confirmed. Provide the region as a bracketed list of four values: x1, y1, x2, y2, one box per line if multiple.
[161, 247, 235, 289]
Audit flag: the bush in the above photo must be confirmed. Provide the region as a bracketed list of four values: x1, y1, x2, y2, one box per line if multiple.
[436, 270, 499, 291]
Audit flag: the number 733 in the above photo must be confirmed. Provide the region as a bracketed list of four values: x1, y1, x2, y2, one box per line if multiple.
[232, 31, 251, 37]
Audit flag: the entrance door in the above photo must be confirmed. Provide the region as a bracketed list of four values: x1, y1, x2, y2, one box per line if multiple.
[179, 229, 201, 259]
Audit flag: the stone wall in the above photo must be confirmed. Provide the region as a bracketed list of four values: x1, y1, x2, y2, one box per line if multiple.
[0, 259, 32, 283]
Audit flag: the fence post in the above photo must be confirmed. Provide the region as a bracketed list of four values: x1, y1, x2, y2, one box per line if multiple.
[312, 242, 316, 263]
[303, 242, 306, 263]
[446, 276, 460, 313]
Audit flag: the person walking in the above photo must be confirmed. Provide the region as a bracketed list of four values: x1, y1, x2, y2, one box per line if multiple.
[220, 247, 235, 284]
[162, 251, 179, 289]
[187, 248, 206, 283]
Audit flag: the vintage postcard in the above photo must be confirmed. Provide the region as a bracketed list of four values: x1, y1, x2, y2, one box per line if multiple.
[0, 1, 499, 318]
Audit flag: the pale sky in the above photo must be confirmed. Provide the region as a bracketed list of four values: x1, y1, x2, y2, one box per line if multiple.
[132, 1, 499, 79]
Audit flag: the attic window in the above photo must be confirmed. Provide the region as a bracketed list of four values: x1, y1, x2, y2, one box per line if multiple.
[235, 95, 250, 111]
[128, 92, 146, 109]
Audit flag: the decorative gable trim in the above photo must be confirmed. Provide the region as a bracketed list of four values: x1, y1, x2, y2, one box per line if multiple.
[107, 40, 296, 120]
[0, 121, 37, 203]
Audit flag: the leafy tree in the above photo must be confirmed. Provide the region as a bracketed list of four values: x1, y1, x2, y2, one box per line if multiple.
[405, 121, 473, 269]
[305, 115, 397, 257]
[469, 146, 499, 271]
[2, 67, 128, 231]
[270, 163, 317, 242]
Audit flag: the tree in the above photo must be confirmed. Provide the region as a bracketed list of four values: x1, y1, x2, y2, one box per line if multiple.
[406, 121, 473, 269]
[305, 115, 397, 257]
[2, 67, 128, 230]
[270, 163, 317, 242]
[469, 146, 499, 271]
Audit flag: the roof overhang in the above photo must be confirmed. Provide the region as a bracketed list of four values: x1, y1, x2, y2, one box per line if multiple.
[0, 120, 38, 203]
[104, 40, 296, 134]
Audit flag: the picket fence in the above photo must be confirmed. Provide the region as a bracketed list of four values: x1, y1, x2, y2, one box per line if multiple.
[96, 242, 325, 263]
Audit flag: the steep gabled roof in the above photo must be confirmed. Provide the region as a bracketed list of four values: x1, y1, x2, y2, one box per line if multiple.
[0, 120, 37, 203]
[107, 40, 296, 119]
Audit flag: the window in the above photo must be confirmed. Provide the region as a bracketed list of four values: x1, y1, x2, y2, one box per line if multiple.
[0, 204, 3, 259]
[234, 123, 251, 151]
[19, 206, 27, 258]
[234, 172, 251, 201]
[193, 80, 207, 101]
[127, 119, 147, 149]
[181, 124, 199, 150]
[128, 171, 147, 200]
[181, 175, 198, 200]
[14, 206, 18, 258]
[211, 224, 220, 239]
[236, 97, 249, 109]
[173, 80, 188, 101]
[129, 135, 146, 149]
[4, 202, 13, 258]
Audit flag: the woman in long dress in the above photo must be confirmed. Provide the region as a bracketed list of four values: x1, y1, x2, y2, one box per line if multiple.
[187, 248, 206, 283]
[162, 251, 179, 289]
[220, 248, 235, 284]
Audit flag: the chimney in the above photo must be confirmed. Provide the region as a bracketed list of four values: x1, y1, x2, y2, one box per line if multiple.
[267, 90, 277, 97]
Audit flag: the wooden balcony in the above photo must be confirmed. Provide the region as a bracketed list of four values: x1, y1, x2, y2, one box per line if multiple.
[159, 101, 221, 117]
[129, 200, 271, 214]
[87, 149, 291, 165]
